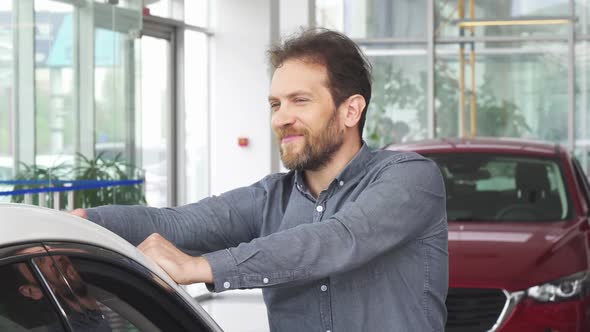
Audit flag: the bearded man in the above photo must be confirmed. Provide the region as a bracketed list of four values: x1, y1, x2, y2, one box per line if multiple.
[73, 29, 448, 332]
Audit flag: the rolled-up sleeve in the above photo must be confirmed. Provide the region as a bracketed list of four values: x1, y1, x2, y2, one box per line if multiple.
[203, 156, 446, 292]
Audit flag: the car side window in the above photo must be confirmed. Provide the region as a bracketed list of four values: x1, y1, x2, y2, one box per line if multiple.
[573, 159, 590, 210]
[33, 255, 126, 332]
[0, 262, 67, 331]
[47, 256, 213, 332]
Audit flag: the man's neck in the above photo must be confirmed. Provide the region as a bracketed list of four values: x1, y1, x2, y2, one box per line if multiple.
[304, 139, 361, 198]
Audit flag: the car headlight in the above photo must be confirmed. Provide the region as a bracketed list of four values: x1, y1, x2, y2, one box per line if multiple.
[527, 271, 589, 302]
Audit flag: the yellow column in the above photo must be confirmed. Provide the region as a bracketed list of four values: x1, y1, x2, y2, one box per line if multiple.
[469, 0, 477, 137]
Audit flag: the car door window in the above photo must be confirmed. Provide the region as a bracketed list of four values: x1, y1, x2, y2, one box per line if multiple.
[38, 255, 213, 332]
[0, 262, 67, 331]
[32, 255, 119, 332]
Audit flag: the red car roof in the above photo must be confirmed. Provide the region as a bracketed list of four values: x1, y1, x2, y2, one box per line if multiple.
[384, 137, 566, 158]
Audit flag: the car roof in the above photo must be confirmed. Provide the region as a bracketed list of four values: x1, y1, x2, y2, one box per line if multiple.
[384, 137, 565, 157]
[0, 203, 158, 270]
[0, 203, 220, 329]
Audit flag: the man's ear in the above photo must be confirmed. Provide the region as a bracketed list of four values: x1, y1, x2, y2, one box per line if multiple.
[342, 94, 366, 128]
[18, 285, 44, 300]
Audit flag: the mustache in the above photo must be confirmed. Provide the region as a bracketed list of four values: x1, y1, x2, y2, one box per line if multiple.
[276, 127, 309, 140]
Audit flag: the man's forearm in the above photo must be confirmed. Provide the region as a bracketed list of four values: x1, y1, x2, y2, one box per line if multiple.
[85, 205, 167, 246]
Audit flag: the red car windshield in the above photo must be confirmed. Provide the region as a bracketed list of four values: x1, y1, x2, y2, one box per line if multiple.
[425, 153, 571, 222]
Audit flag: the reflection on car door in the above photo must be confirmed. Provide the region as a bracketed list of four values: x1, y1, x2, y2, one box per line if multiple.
[0, 260, 68, 331]
[39, 253, 214, 332]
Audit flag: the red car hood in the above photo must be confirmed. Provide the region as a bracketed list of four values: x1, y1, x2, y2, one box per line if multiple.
[449, 220, 589, 291]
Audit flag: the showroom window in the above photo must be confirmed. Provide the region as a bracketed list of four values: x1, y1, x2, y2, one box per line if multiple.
[140, 2, 210, 206]
[1, 0, 210, 208]
[315, 0, 590, 173]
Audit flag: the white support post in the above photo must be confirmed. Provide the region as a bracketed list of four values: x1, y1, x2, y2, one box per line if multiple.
[53, 191, 61, 210]
[38, 192, 47, 207]
[67, 191, 74, 210]
[24, 193, 32, 205]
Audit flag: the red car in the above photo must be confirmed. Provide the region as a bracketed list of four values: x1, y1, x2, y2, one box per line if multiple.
[386, 138, 590, 332]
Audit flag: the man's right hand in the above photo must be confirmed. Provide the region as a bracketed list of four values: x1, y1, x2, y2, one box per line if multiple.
[70, 208, 87, 219]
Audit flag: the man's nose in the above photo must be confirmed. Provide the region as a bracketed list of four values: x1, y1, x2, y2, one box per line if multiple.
[271, 105, 296, 129]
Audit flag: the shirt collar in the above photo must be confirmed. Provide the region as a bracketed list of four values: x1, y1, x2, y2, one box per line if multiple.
[294, 141, 372, 191]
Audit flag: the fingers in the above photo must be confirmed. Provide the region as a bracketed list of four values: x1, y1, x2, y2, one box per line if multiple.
[136, 233, 209, 284]
[70, 209, 87, 219]
[138, 233, 168, 252]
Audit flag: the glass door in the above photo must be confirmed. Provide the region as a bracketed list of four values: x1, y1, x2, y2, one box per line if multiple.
[140, 35, 173, 207]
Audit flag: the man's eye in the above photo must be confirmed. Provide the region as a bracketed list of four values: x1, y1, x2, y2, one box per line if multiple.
[270, 103, 280, 110]
[294, 98, 308, 103]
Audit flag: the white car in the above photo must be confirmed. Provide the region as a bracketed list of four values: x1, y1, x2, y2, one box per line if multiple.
[0, 203, 223, 332]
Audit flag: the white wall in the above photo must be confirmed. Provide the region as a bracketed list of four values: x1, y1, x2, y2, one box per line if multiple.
[209, 0, 273, 195]
[279, 0, 309, 37]
[209, 0, 311, 195]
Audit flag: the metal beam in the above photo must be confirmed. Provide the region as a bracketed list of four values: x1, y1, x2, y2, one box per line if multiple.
[308, 0, 316, 28]
[437, 35, 568, 43]
[568, 0, 576, 152]
[270, 0, 281, 174]
[143, 15, 212, 36]
[174, 27, 186, 206]
[427, 0, 435, 138]
[13, 0, 35, 168]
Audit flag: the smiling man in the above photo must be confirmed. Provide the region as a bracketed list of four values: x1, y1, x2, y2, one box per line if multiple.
[75, 29, 448, 331]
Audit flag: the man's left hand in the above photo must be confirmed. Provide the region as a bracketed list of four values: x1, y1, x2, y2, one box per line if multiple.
[138, 233, 213, 285]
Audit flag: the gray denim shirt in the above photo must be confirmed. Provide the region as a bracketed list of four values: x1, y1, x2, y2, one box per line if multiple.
[86, 144, 448, 332]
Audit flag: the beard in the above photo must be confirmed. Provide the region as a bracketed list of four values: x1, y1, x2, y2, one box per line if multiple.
[277, 108, 344, 171]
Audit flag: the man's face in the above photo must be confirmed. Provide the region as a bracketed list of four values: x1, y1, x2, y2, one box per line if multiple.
[18, 255, 86, 301]
[269, 59, 345, 171]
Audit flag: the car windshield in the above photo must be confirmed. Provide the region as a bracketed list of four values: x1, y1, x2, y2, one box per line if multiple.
[424, 153, 571, 222]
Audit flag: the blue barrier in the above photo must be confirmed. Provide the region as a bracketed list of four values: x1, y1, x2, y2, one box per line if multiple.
[0, 179, 145, 196]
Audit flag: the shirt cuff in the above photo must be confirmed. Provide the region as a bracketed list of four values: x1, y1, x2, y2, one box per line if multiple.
[202, 249, 240, 293]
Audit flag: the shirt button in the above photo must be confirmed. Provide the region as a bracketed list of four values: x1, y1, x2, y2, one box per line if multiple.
[339, 180, 344, 187]
[223, 281, 231, 289]
[263, 277, 269, 284]
[316, 205, 324, 213]
[321, 285, 328, 292]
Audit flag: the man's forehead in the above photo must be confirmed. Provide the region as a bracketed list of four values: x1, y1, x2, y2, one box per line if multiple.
[269, 59, 329, 97]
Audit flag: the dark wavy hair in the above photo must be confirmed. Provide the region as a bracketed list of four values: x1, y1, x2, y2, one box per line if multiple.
[268, 28, 372, 140]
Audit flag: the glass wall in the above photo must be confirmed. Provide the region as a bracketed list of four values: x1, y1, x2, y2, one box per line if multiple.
[435, 42, 568, 141]
[365, 49, 428, 146]
[2, 0, 210, 207]
[184, 30, 209, 203]
[0, 2, 12, 183]
[34, 0, 76, 168]
[317, 0, 590, 170]
[0, 0, 143, 206]
[140, 36, 171, 208]
[145, 0, 208, 26]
